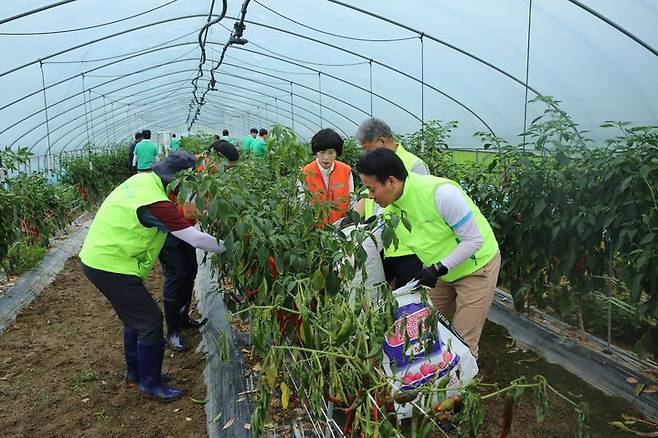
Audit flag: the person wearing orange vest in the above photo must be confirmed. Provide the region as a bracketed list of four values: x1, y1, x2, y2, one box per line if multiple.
[301, 128, 354, 226]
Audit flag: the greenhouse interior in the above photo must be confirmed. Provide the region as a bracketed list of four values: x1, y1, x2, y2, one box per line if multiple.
[0, 1, 657, 437]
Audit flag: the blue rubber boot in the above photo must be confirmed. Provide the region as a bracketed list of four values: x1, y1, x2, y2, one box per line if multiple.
[137, 340, 183, 402]
[124, 329, 170, 387]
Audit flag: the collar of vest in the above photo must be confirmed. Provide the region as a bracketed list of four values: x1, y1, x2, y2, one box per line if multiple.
[143, 171, 166, 193]
[393, 172, 417, 208]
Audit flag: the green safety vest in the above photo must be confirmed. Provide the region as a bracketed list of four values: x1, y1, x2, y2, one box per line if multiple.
[79, 172, 169, 279]
[385, 173, 498, 282]
[363, 144, 427, 258]
[170, 139, 181, 151]
[223, 136, 238, 146]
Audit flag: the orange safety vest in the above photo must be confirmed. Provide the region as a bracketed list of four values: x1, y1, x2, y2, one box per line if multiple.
[302, 160, 352, 225]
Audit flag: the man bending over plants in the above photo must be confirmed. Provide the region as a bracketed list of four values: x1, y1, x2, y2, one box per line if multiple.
[159, 140, 240, 351]
[357, 148, 501, 359]
[79, 151, 226, 402]
[353, 117, 430, 289]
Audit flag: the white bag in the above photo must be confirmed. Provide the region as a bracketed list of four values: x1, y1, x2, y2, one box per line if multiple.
[340, 224, 387, 301]
[382, 282, 479, 419]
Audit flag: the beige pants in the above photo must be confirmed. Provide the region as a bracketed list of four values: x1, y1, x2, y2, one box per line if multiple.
[429, 251, 501, 359]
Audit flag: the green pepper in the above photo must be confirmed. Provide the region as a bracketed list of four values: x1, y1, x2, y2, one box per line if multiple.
[334, 313, 354, 345]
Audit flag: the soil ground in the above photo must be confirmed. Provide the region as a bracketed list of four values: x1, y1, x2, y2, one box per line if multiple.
[0, 255, 652, 437]
[0, 257, 208, 438]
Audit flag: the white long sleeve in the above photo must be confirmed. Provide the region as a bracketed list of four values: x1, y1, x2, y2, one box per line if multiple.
[434, 184, 483, 269]
[171, 226, 226, 253]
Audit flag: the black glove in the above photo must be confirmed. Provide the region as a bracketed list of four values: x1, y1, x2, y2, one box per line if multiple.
[414, 263, 449, 287]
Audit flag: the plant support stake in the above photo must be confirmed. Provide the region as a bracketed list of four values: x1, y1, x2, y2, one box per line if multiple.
[39, 60, 53, 173]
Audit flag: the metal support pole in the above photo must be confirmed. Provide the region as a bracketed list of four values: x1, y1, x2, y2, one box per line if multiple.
[110, 102, 117, 144]
[318, 72, 323, 129]
[81, 74, 91, 148]
[39, 60, 53, 174]
[275, 97, 279, 124]
[604, 232, 614, 353]
[522, 0, 533, 149]
[290, 81, 294, 131]
[88, 90, 95, 147]
[128, 104, 133, 135]
[102, 95, 110, 147]
[420, 34, 425, 151]
[369, 59, 373, 116]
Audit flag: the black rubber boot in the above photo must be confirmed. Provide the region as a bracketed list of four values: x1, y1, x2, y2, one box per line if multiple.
[124, 328, 171, 386]
[137, 340, 183, 402]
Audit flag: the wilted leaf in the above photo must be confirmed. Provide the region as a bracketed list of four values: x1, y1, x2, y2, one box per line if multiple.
[610, 421, 631, 432]
[222, 418, 235, 430]
[280, 382, 290, 409]
[643, 385, 658, 394]
[625, 376, 639, 384]
[635, 384, 646, 397]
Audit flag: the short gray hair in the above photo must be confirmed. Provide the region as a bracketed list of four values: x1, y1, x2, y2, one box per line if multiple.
[355, 118, 394, 144]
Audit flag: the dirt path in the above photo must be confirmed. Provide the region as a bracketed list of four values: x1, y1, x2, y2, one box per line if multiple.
[0, 257, 208, 438]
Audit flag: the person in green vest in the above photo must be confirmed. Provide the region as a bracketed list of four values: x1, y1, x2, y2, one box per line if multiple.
[170, 133, 181, 152]
[132, 129, 160, 171]
[221, 129, 238, 146]
[251, 128, 269, 157]
[79, 151, 226, 401]
[357, 148, 501, 359]
[353, 118, 429, 288]
[241, 128, 258, 153]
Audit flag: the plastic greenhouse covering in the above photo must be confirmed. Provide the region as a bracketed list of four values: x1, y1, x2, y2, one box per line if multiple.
[3, 2, 658, 436]
[1, 0, 657, 157]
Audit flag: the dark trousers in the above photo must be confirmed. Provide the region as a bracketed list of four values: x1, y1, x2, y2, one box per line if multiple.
[81, 263, 163, 343]
[383, 254, 424, 288]
[158, 234, 198, 332]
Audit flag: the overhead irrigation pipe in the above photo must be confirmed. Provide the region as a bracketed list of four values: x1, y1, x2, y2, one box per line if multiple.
[0, 0, 75, 26]
[189, 0, 228, 110]
[188, 0, 252, 129]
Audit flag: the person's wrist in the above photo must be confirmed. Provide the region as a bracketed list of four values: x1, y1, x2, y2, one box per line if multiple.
[433, 262, 448, 277]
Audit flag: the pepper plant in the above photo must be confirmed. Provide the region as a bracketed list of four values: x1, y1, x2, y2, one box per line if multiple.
[177, 125, 589, 436]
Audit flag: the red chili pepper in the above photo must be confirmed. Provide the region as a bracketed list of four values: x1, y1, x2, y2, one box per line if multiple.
[267, 256, 277, 280]
[246, 289, 258, 297]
